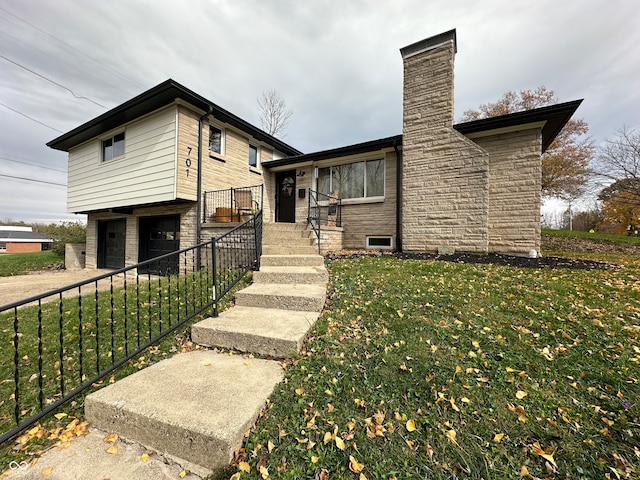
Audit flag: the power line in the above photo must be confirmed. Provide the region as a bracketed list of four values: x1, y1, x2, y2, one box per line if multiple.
[0, 53, 106, 108]
[0, 6, 144, 91]
[0, 101, 63, 133]
[0, 173, 65, 187]
[0, 156, 67, 174]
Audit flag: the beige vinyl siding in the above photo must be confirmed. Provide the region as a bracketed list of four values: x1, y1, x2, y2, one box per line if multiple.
[67, 106, 177, 212]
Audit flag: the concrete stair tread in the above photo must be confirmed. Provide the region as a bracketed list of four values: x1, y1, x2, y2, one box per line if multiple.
[257, 265, 327, 274]
[260, 254, 324, 266]
[85, 351, 284, 473]
[192, 306, 320, 357]
[238, 282, 326, 296]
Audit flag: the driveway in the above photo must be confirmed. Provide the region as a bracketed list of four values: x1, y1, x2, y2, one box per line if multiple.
[0, 269, 124, 308]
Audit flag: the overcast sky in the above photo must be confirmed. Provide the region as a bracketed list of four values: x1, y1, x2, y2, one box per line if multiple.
[1, 0, 638, 224]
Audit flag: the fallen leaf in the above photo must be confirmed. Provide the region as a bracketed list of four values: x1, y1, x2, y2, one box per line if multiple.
[53, 413, 67, 420]
[259, 465, 269, 479]
[267, 440, 275, 453]
[335, 436, 346, 451]
[446, 429, 458, 446]
[106, 445, 118, 454]
[349, 455, 364, 473]
[42, 466, 53, 476]
[238, 461, 251, 473]
[104, 433, 119, 443]
[516, 390, 528, 399]
[406, 419, 416, 432]
[141, 453, 149, 462]
[492, 433, 504, 443]
[295, 387, 305, 395]
[531, 441, 557, 468]
[179, 470, 187, 478]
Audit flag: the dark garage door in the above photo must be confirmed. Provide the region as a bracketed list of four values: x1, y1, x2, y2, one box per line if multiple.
[98, 219, 126, 269]
[139, 215, 180, 275]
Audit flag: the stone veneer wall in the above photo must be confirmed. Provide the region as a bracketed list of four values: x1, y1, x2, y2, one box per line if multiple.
[401, 38, 490, 253]
[473, 129, 543, 255]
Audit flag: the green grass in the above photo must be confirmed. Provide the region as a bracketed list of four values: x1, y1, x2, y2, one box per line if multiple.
[0, 269, 250, 471]
[0, 251, 64, 277]
[543, 228, 640, 246]
[228, 252, 640, 479]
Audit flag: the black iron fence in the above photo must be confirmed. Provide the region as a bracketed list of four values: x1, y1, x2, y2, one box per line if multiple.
[202, 184, 264, 224]
[307, 190, 342, 253]
[0, 213, 262, 445]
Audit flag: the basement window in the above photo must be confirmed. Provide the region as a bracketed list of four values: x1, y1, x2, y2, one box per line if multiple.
[366, 236, 393, 250]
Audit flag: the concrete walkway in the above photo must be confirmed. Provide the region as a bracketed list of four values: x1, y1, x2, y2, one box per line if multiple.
[1, 223, 326, 479]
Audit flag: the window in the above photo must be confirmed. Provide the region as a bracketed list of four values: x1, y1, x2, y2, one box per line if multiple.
[318, 159, 384, 200]
[248, 144, 258, 167]
[366, 236, 393, 250]
[209, 125, 223, 154]
[102, 132, 125, 161]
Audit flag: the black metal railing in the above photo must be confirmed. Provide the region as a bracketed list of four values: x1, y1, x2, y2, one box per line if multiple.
[202, 184, 264, 224]
[0, 214, 262, 445]
[307, 190, 342, 253]
[210, 212, 262, 316]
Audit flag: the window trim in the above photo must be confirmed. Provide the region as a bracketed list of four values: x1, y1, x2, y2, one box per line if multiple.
[248, 143, 259, 168]
[366, 236, 393, 250]
[102, 131, 125, 162]
[208, 124, 225, 157]
[315, 157, 385, 201]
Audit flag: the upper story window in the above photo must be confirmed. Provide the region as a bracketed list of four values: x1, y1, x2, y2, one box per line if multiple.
[318, 158, 384, 200]
[209, 125, 224, 155]
[102, 132, 125, 162]
[248, 144, 258, 168]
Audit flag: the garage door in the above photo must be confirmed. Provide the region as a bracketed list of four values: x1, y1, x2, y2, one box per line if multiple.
[138, 215, 180, 275]
[97, 219, 126, 269]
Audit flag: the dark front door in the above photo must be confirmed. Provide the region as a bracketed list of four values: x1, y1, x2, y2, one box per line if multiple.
[276, 170, 296, 223]
[98, 219, 126, 269]
[139, 215, 180, 275]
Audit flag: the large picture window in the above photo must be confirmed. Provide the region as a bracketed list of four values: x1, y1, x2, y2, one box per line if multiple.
[318, 159, 384, 199]
[102, 132, 125, 162]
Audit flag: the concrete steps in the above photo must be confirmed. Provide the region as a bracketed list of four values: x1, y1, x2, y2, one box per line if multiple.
[82, 222, 326, 476]
[192, 306, 320, 357]
[85, 351, 284, 477]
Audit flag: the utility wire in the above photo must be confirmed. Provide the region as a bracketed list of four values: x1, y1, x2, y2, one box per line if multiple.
[0, 6, 144, 91]
[0, 54, 106, 108]
[0, 101, 63, 133]
[0, 156, 67, 174]
[0, 173, 66, 187]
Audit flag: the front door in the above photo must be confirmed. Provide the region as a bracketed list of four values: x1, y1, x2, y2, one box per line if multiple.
[139, 215, 180, 275]
[276, 170, 296, 223]
[97, 219, 126, 269]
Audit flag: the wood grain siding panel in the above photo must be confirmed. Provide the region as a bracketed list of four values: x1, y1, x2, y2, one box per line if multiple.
[67, 106, 177, 212]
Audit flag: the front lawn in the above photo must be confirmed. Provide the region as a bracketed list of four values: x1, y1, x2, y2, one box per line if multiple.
[0, 251, 64, 277]
[231, 253, 640, 479]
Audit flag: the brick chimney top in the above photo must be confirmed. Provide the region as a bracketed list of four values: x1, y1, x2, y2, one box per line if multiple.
[400, 29, 457, 59]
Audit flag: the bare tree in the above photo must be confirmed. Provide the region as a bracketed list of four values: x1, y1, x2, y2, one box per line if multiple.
[257, 89, 293, 138]
[593, 126, 640, 183]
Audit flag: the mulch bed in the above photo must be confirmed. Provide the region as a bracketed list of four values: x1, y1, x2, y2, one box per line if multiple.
[326, 251, 618, 270]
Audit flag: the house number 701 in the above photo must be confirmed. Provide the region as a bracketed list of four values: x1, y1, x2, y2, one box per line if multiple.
[185, 147, 192, 177]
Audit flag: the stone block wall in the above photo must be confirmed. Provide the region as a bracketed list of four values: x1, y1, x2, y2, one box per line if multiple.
[473, 128, 543, 255]
[401, 34, 490, 254]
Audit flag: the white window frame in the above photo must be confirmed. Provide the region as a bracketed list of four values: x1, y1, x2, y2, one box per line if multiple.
[315, 158, 385, 203]
[248, 143, 259, 169]
[102, 131, 125, 162]
[366, 236, 393, 250]
[208, 124, 225, 156]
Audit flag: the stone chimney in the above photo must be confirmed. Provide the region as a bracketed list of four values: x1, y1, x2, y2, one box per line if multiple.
[400, 29, 490, 254]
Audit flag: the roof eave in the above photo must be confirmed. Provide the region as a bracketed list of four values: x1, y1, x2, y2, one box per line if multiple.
[47, 79, 302, 156]
[453, 99, 583, 153]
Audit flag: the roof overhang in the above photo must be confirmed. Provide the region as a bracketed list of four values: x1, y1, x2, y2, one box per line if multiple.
[47, 79, 302, 156]
[263, 134, 402, 168]
[453, 99, 583, 153]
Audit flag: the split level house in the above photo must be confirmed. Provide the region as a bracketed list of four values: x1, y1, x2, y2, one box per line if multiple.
[47, 29, 581, 270]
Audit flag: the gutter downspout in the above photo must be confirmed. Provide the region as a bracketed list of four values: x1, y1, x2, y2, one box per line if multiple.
[196, 106, 214, 247]
[393, 138, 402, 252]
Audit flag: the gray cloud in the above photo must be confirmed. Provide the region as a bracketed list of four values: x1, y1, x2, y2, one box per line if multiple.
[1, 0, 638, 222]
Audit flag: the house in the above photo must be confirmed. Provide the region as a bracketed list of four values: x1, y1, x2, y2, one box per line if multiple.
[47, 29, 581, 269]
[0, 226, 54, 253]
